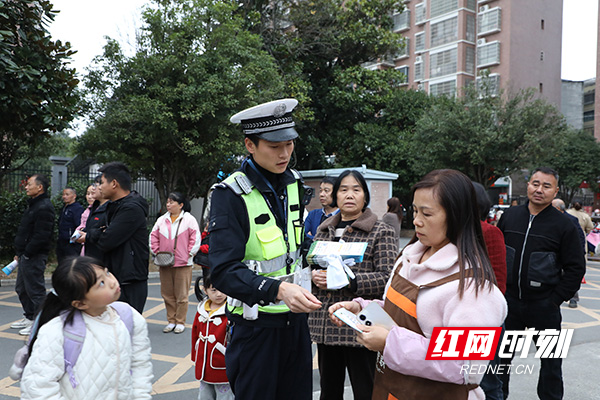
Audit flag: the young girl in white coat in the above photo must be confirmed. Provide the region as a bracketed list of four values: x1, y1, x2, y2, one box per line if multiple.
[20, 256, 153, 399]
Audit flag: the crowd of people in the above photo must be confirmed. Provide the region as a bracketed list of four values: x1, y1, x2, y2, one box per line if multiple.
[8, 98, 586, 400]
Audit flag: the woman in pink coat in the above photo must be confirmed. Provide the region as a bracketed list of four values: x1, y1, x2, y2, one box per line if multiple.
[330, 170, 507, 400]
[150, 192, 201, 333]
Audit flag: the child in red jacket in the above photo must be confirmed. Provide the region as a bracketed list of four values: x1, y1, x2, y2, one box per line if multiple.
[191, 275, 233, 400]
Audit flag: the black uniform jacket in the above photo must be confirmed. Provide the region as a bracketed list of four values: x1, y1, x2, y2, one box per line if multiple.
[86, 191, 149, 284]
[14, 192, 55, 257]
[58, 201, 84, 241]
[208, 158, 298, 320]
[497, 203, 585, 304]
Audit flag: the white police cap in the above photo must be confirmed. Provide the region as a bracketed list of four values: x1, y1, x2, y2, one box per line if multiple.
[230, 98, 298, 142]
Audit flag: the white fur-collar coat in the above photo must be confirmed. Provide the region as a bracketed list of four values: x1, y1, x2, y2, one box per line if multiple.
[21, 305, 153, 399]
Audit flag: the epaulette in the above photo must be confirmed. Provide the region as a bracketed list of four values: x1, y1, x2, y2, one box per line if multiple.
[220, 173, 254, 196]
[290, 168, 302, 181]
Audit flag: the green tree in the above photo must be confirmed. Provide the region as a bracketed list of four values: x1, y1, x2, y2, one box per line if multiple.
[0, 0, 79, 183]
[246, 0, 406, 170]
[78, 0, 285, 207]
[539, 129, 600, 205]
[411, 87, 569, 187]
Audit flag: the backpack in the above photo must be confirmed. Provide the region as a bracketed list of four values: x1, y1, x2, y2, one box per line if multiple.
[9, 301, 134, 388]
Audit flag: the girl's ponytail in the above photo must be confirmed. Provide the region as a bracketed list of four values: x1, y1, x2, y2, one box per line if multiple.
[28, 290, 72, 354]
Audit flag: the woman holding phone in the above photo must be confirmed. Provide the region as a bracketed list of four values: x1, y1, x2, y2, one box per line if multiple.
[329, 169, 507, 400]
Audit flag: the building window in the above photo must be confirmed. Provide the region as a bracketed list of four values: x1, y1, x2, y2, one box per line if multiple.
[466, 14, 476, 42]
[584, 110, 595, 122]
[430, 17, 458, 48]
[477, 41, 500, 67]
[540, 51, 544, 61]
[541, 19, 545, 29]
[430, 0, 458, 19]
[584, 91, 595, 105]
[478, 8, 501, 36]
[539, 83, 543, 93]
[396, 65, 409, 85]
[430, 79, 457, 96]
[466, 0, 477, 11]
[395, 38, 410, 59]
[466, 46, 475, 74]
[415, 31, 426, 53]
[415, 60, 424, 81]
[430, 47, 457, 78]
[393, 10, 411, 31]
[476, 74, 500, 96]
[415, 2, 426, 25]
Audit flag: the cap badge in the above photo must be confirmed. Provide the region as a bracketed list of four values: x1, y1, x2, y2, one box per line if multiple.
[273, 103, 287, 118]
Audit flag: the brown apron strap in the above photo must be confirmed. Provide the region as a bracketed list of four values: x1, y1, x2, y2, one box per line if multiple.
[420, 269, 474, 289]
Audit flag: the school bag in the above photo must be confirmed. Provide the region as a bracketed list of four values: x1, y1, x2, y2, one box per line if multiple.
[9, 301, 134, 388]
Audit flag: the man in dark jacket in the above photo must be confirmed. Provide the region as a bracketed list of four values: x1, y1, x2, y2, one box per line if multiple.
[56, 187, 84, 263]
[82, 162, 149, 313]
[497, 167, 585, 400]
[11, 174, 55, 336]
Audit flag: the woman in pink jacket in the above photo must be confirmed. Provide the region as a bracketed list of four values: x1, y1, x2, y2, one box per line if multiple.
[150, 192, 201, 333]
[330, 169, 507, 400]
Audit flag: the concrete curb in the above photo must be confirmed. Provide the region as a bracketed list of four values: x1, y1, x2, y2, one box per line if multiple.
[0, 269, 204, 287]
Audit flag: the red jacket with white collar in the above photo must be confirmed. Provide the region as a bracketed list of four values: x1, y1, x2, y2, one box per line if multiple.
[191, 299, 228, 383]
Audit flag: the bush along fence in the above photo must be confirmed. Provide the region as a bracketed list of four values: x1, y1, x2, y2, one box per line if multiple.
[0, 157, 162, 265]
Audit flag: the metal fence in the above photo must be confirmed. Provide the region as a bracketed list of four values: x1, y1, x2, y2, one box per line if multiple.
[1, 167, 53, 193]
[2, 165, 163, 226]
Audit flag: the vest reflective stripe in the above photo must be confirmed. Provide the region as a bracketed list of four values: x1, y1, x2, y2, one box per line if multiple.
[223, 171, 302, 315]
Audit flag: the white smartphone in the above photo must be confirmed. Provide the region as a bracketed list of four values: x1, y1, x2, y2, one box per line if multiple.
[333, 308, 364, 333]
[356, 302, 397, 330]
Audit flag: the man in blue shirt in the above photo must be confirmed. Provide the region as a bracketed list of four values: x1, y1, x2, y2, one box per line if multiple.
[304, 176, 339, 239]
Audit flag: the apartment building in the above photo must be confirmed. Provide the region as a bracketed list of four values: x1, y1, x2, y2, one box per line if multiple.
[368, 0, 563, 108]
[584, 78, 596, 135]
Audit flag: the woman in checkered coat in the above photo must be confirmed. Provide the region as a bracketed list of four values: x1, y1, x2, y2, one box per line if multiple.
[309, 170, 398, 400]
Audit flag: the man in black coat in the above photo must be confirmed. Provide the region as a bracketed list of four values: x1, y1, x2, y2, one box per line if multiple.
[56, 187, 84, 263]
[497, 167, 585, 400]
[11, 174, 55, 335]
[82, 162, 149, 313]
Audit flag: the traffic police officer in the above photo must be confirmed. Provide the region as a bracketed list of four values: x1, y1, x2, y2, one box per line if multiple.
[209, 99, 322, 400]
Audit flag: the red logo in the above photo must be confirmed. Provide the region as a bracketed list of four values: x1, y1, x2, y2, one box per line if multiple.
[426, 327, 502, 360]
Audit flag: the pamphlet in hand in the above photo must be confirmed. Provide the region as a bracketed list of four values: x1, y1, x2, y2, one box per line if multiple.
[333, 308, 364, 333]
[307, 241, 368, 266]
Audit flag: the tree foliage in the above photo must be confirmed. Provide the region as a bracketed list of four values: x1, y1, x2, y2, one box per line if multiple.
[411, 87, 569, 188]
[78, 0, 285, 206]
[247, 0, 407, 169]
[0, 0, 79, 182]
[538, 129, 600, 205]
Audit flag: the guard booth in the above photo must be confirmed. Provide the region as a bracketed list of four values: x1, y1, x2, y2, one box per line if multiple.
[299, 165, 398, 219]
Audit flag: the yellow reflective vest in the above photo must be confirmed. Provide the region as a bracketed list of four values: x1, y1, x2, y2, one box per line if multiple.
[222, 170, 304, 315]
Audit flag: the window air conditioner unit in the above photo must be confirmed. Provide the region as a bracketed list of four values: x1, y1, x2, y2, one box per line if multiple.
[479, 5, 489, 12]
[415, 56, 423, 62]
[477, 38, 486, 46]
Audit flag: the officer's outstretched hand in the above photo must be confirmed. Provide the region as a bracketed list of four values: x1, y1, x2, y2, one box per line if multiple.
[277, 282, 322, 313]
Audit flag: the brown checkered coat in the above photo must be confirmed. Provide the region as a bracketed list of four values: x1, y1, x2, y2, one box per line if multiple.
[308, 208, 398, 346]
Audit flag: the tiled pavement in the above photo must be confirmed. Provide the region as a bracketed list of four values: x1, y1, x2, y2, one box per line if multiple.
[2, 262, 600, 399]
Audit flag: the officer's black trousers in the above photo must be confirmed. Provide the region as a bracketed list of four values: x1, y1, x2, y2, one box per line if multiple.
[226, 313, 312, 400]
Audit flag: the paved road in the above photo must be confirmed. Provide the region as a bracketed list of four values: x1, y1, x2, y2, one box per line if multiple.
[1, 254, 600, 398]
